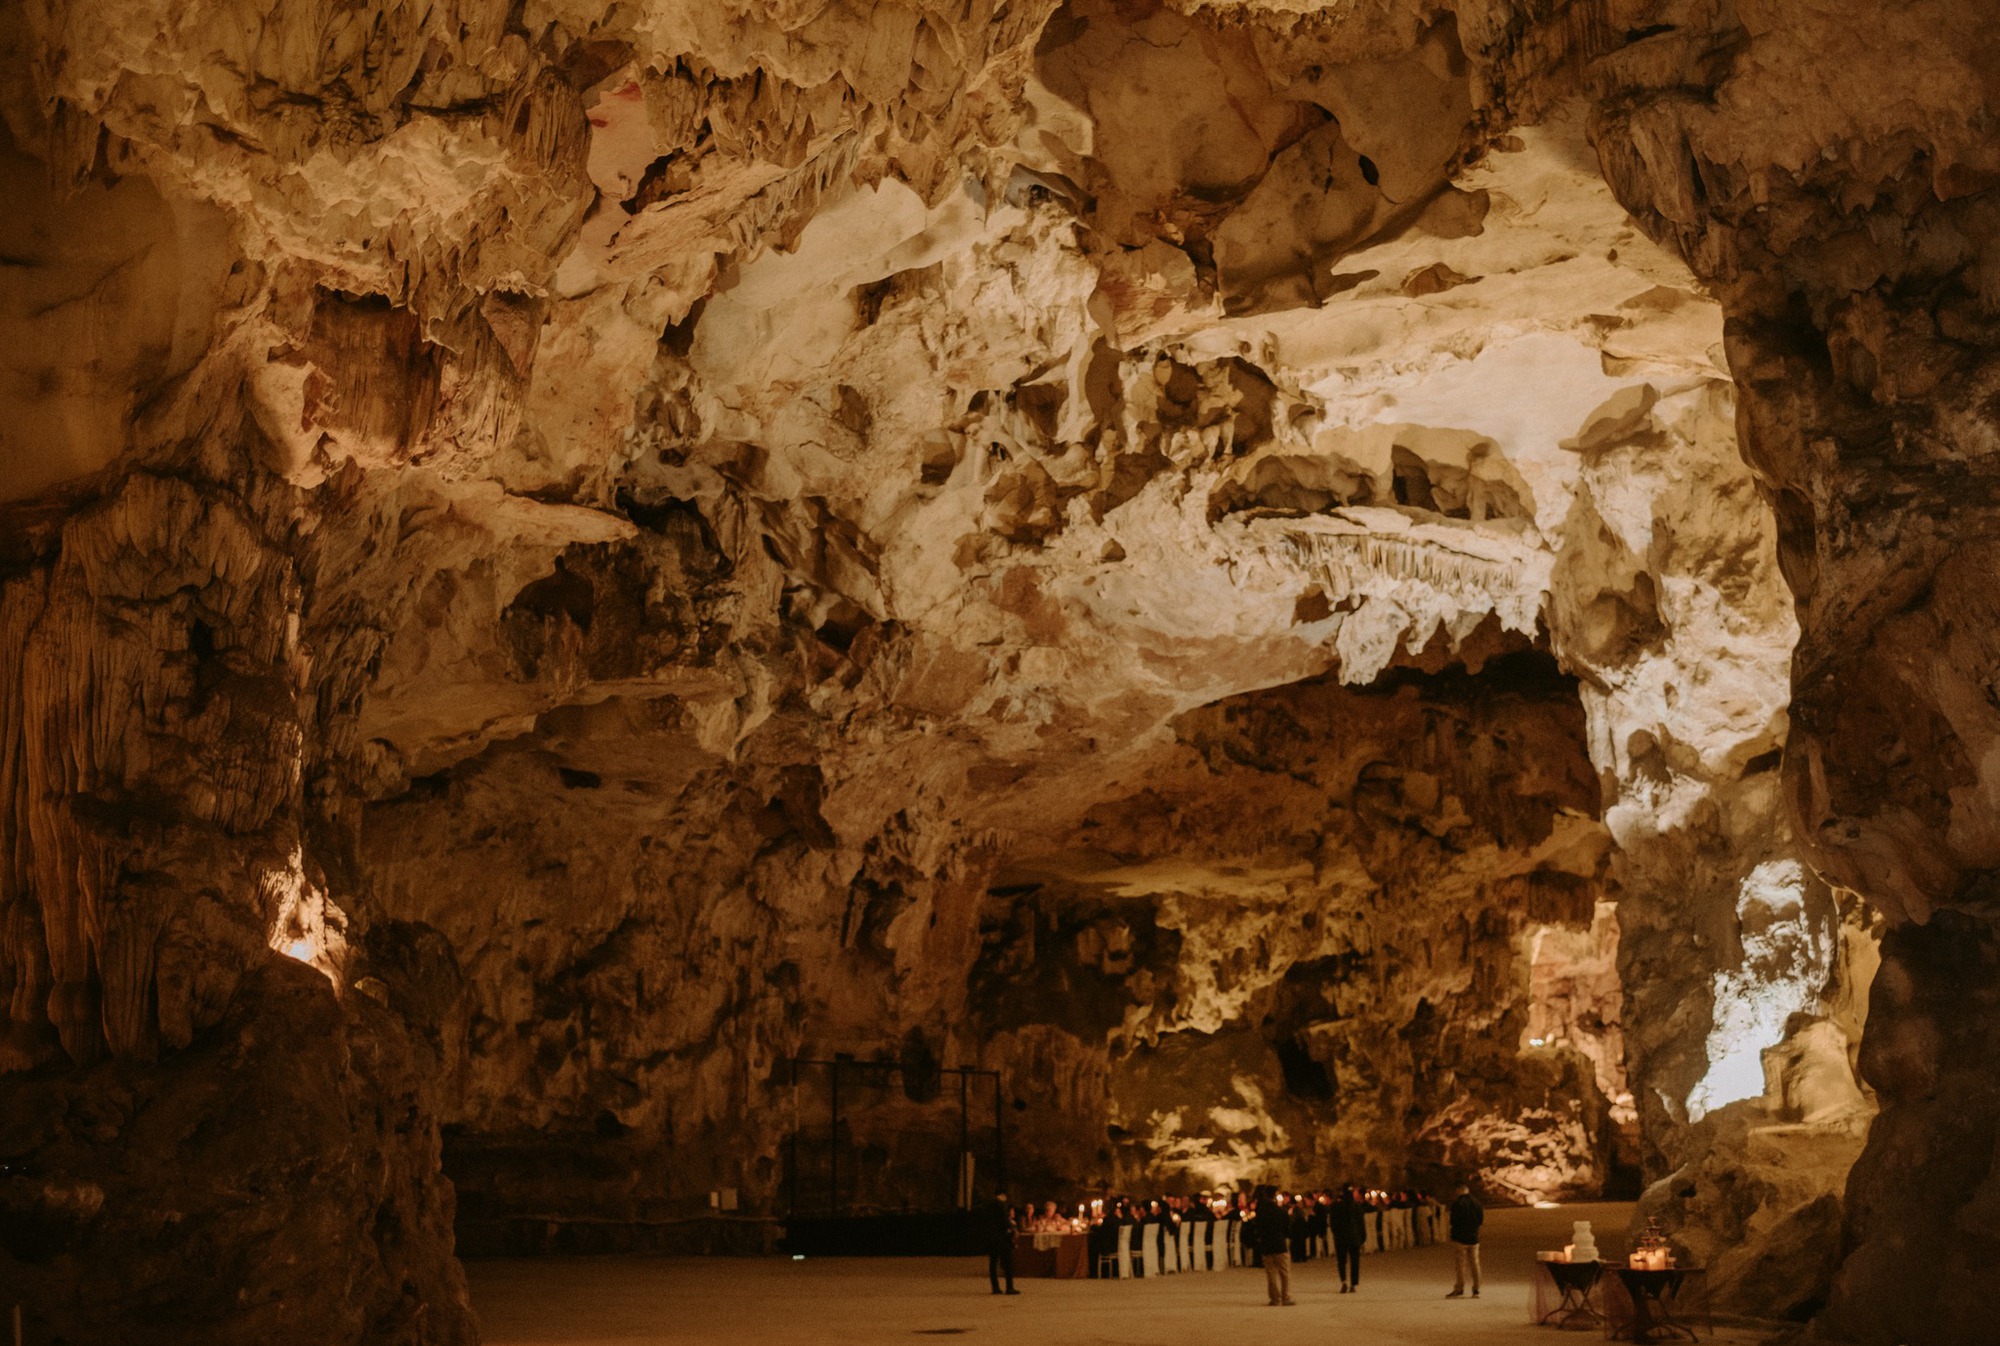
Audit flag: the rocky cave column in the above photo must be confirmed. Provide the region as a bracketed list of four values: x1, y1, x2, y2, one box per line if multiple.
[1543, 370, 1873, 1314]
[1590, 2, 2000, 1340]
[0, 121, 474, 1346]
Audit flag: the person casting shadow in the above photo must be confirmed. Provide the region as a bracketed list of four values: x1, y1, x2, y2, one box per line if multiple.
[983, 1192, 1020, 1295]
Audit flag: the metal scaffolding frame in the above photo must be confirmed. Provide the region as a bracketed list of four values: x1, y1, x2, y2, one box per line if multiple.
[784, 1056, 1005, 1219]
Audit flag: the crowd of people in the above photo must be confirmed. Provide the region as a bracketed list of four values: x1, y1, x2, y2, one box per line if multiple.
[982, 1183, 1483, 1300]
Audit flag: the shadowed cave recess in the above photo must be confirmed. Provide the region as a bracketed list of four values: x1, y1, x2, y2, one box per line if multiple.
[0, 0, 1995, 1342]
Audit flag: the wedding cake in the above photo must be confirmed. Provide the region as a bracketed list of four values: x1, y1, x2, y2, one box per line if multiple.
[1569, 1220, 1599, 1262]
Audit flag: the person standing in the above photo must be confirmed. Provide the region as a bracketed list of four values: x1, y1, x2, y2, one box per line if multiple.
[1251, 1188, 1295, 1306]
[1332, 1186, 1367, 1293]
[1445, 1184, 1483, 1299]
[983, 1191, 1020, 1295]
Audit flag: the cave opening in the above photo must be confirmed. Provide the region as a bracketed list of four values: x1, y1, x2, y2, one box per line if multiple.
[943, 647, 1647, 1215]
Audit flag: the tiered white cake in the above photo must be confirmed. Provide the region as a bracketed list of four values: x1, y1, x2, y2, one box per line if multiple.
[1570, 1221, 1599, 1262]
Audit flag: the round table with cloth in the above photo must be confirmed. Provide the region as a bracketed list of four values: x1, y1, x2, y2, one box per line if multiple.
[1603, 1266, 1711, 1342]
[1528, 1257, 1603, 1329]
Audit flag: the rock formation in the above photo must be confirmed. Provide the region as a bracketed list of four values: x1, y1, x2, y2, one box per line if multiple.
[1590, 3, 2000, 1338]
[0, 0, 1987, 1341]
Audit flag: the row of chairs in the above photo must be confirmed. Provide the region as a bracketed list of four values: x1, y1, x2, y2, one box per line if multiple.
[1095, 1219, 1241, 1279]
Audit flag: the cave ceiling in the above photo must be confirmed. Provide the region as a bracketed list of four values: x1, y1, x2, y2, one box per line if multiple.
[3, 0, 1999, 1342]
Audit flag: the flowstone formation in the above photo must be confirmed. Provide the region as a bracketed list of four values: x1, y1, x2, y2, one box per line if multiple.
[0, 0, 1973, 1341]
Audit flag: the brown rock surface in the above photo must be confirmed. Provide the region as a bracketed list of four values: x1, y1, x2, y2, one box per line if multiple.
[2, 0, 1984, 1340]
[1589, 1, 2000, 1338]
[0, 961, 473, 1345]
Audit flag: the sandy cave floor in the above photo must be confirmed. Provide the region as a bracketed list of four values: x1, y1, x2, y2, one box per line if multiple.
[469, 1202, 1772, 1346]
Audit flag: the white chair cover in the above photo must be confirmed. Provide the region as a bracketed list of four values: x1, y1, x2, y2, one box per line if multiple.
[1141, 1223, 1161, 1278]
[1114, 1223, 1134, 1278]
[1226, 1219, 1240, 1267]
[1169, 1223, 1184, 1273]
[1205, 1220, 1220, 1270]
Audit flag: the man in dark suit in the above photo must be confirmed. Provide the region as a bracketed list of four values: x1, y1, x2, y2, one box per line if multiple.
[1332, 1186, 1368, 1292]
[983, 1192, 1020, 1295]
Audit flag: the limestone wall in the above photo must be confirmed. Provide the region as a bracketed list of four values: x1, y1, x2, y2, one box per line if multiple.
[1, 0, 1959, 1339]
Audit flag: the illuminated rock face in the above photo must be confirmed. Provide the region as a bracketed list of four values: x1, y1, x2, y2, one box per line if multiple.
[1, 0, 1985, 1339]
[980, 652, 1615, 1204]
[1589, 2, 2000, 1338]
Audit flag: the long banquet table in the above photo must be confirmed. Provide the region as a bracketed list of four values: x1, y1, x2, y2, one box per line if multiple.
[1013, 1231, 1091, 1279]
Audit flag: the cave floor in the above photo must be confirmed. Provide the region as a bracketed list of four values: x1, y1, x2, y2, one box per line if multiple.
[469, 1202, 1770, 1345]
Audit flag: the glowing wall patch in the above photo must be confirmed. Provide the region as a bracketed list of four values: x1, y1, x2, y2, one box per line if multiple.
[1685, 859, 1830, 1122]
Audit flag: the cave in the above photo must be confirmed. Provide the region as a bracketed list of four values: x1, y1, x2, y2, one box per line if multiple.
[1, 0, 1996, 1343]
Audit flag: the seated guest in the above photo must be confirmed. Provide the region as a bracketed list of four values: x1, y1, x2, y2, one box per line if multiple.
[1134, 1199, 1162, 1277]
[1087, 1207, 1119, 1274]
